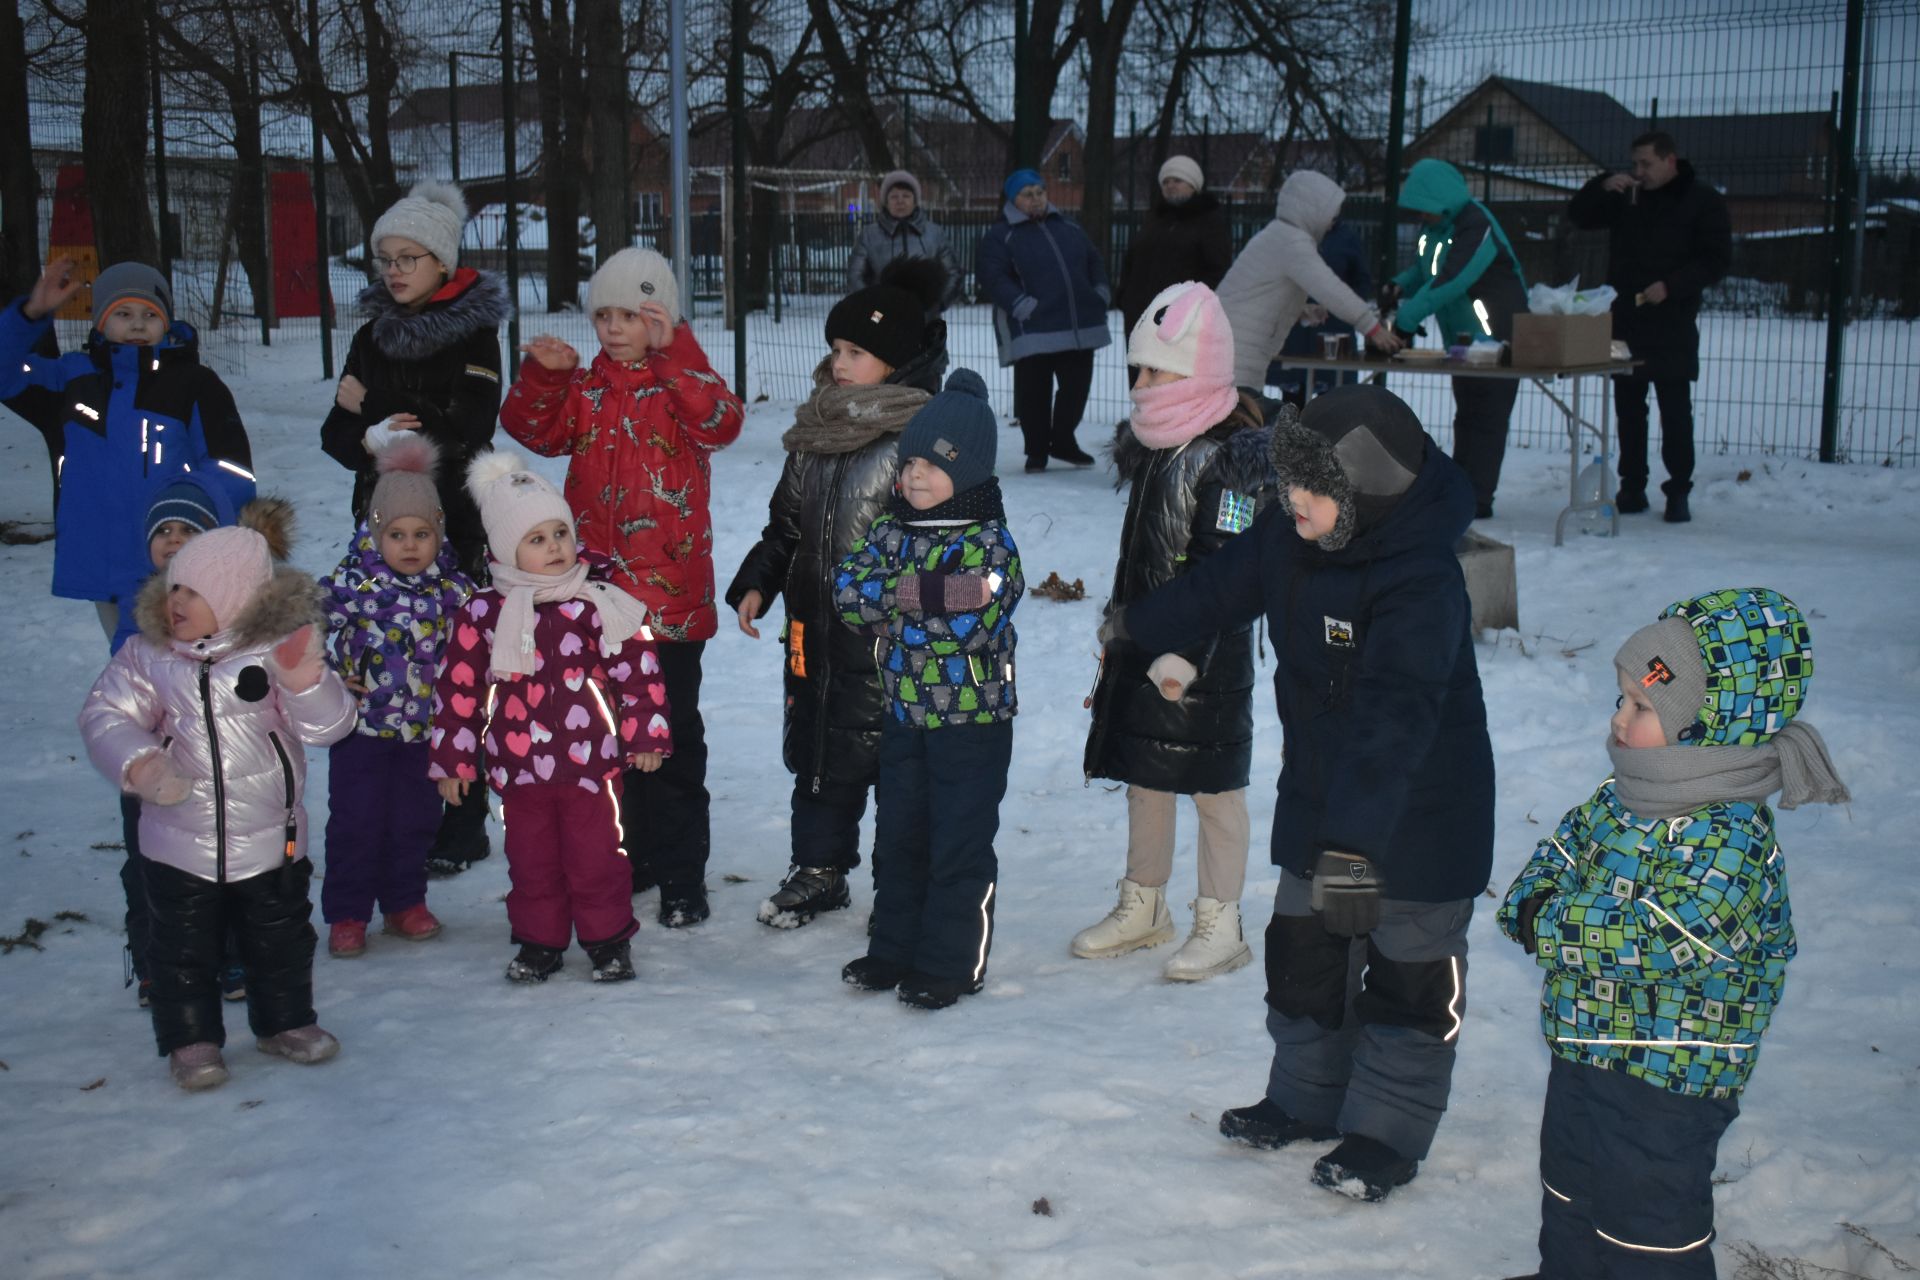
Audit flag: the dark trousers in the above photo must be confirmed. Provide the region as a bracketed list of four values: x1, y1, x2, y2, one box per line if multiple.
[120, 794, 150, 982]
[502, 778, 638, 951]
[1012, 349, 1097, 464]
[791, 776, 870, 872]
[1261, 872, 1472, 1161]
[143, 858, 318, 1056]
[868, 718, 1012, 983]
[621, 640, 709, 890]
[322, 734, 440, 923]
[1537, 1055, 1738, 1279]
[1614, 374, 1696, 496]
[1449, 373, 1520, 509]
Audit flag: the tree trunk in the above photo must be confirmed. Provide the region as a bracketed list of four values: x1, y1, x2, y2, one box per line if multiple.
[0, 4, 40, 295]
[357, 0, 404, 215]
[230, 92, 275, 327]
[1009, 0, 1077, 171]
[804, 0, 894, 170]
[1077, 0, 1140, 267]
[583, 0, 629, 266]
[82, 0, 159, 264]
[525, 0, 583, 310]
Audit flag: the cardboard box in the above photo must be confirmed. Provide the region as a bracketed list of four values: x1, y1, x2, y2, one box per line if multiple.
[1511, 313, 1612, 369]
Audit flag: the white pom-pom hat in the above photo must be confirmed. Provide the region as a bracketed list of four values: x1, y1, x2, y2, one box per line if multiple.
[370, 181, 469, 270]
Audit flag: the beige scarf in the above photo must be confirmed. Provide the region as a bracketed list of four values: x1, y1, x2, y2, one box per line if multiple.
[781, 357, 930, 454]
[486, 561, 652, 679]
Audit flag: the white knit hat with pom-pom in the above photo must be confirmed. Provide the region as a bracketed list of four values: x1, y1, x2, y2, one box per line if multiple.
[467, 450, 574, 564]
[370, 182, 468, 270]
[368, 434, 445, 539]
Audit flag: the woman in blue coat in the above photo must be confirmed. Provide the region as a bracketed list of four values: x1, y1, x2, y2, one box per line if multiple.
[975, 169, 1112, 472]
[1101, 383, 1493, 1204]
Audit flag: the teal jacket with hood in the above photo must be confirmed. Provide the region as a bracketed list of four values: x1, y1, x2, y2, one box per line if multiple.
[1392, 160, 1528, 344]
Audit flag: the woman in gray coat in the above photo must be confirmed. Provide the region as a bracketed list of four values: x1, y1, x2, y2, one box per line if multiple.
[846, 172, 962, 311]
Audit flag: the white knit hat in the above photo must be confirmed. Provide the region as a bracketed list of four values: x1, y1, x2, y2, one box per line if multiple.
[169, 526, 275, 632]
[370, 182, 468, 270]
[467, 451, 575, 565]
[587, 247, 681, 321]
[1159, 155, 1205, 193]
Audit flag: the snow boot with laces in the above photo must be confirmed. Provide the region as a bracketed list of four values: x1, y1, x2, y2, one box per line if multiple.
[1069, 878, 1175, 958]
[757, 866, 851, 929]
[1163, 896, 1253, 981]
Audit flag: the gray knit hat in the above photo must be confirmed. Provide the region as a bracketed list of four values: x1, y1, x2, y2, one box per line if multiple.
[91, 262, 173, 330]
[1613, 616, 1709, 745]
[370, 182, 468, 270]
[1271, 384, 1426, 551]
[880, 170, 922, 205]
[368, 434, 445, 542]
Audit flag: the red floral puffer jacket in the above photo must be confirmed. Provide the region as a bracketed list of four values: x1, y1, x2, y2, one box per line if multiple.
[500, 325, 744, 641]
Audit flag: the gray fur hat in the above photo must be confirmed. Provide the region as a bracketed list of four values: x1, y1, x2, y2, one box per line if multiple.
[1271, 385, 1426, 552]
[370, 182, 468, 270]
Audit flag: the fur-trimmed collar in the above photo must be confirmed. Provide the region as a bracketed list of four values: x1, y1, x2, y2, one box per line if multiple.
[134, 564, 326, 655]
[354, 270, 513, 362]
[1150, 190, 1221, 222]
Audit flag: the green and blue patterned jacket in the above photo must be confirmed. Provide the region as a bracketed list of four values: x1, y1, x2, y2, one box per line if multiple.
[833, 513, 1022, 729]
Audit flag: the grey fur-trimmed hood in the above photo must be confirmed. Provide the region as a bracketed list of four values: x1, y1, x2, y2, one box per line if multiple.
[354, 269, 513, 362]
[134, 564, 327, 654]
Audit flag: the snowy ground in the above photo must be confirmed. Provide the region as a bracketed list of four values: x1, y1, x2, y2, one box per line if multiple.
[1, 333, 1917, 1279]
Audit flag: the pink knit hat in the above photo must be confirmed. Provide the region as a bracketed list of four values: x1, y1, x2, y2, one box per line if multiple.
[1127, 282, 1240, 448]
[369, 434, 445, 540]
[168, 525, 274, 631]
[467, 449, 574, 564]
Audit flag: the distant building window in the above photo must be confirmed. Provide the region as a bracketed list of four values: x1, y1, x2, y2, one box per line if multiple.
[1474, 125, 1515, 165]
[635, 192, 663, 228]
[1058, 152, 1071, 181]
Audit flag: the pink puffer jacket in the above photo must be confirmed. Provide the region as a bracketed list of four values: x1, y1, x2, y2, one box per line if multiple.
[79, 567, 358, 884]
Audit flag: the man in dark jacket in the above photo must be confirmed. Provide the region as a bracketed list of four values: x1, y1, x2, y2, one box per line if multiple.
[1100, 385, 1493, 1204]
[1568, 131, 1731, 523]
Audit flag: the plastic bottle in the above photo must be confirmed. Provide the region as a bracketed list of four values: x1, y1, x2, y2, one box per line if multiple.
[1572, 454, 1613, 534]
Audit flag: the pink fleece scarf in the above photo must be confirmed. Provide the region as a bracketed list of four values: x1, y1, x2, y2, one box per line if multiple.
[1129, 378, 1238, 449]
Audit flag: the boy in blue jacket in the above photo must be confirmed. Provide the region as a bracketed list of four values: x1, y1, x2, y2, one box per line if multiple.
[1101, 383, 1493, 1202]
[0, 259, 255, 641]
[1497, 588, 1848, 1280]
[833, 369, 1023, 1010]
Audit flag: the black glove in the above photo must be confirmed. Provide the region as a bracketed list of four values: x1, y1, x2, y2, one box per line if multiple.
[1097, 607, 1129, 649]
[1514, 893, 1552, 957]
[1310, 849, 1381, 937]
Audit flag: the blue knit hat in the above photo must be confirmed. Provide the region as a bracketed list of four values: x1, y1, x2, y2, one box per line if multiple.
[1004, 169, 1045, 202]
[899, 368, 997, 494]
[145, 478, 222, 544]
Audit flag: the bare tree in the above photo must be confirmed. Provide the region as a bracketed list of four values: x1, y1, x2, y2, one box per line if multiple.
[0, 4, 41, 294]
[522, 0, 589, 308]
[1075, 0, 1142, 259]
[582, 0, 628, 266]
[80, 0, 160, 263]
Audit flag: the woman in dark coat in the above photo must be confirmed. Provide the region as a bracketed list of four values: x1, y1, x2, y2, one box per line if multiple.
[1075, 282, 1273, 982]
[1115, 156, 1233, 342]
[727, 259, 949, 928]
[318, 181, 512, 874]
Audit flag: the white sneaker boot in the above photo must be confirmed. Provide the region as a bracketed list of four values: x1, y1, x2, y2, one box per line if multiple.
[1163, 897, 1253, 981]
[1070, 878, 1176, 958]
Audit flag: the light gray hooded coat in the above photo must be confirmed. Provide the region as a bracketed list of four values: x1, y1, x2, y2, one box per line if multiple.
[1216, 171, 1383, 388]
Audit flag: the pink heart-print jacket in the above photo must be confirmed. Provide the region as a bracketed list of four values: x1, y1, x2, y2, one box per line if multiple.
[428, 576, 672, 796]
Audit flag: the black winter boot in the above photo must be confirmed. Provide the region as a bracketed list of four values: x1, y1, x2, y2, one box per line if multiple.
[1310, 1134, 1420, 1202]
[757, 866, 852, 929]
[1615, 484, 1650, 514]
[658, 882, 710, 928]
[1663, 481, 1692, 524]
[895, 971, 983, 1010]
[1219, 1098, 1340, 1150]
[587, 939, 635, 982]
[841, 954, 910, 992]
[504, 942, 565, 983]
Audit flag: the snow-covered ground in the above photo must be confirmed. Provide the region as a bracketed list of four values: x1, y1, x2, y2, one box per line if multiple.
[1, 332, 1916, 1279]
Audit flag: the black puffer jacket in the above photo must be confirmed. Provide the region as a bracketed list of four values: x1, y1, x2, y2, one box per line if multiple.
[1567, 160, 1732, 381]
[726, 340, 947, 789]
[319, 269, 513, 573]
[1085, 410, 1275, 795]
[1117, 191, 1235, 340]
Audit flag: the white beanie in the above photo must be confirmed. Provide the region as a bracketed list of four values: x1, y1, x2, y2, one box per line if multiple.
[587, 247, 681, 322]
[467, 450, 575, 565]
[370, 182, 467, 270]
[1159, 155, 1205, 193]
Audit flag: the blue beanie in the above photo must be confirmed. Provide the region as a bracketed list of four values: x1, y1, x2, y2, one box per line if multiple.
[1004, 169, 1045, 202]
[145, 478, 222, 544]
[899, 368, 998, 494]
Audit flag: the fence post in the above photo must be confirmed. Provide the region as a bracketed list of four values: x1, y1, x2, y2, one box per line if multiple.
[448, 53, 460, 186]
[147, 0, 172, 281]
[729, 0, 747, 395]
[501, 0, 520, 377]
[1378, 0, 1413, 290]
[1819, 0, 1865, 464]
[309, 0, 332, 377]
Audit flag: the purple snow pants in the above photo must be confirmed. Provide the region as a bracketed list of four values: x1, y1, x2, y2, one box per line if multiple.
[502, 778, 638, 952]
[323, 733, 440, 924]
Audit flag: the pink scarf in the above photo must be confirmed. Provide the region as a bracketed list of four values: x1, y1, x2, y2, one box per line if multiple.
[486, 560, 652, 679]
[1129, 378, 1238, 449]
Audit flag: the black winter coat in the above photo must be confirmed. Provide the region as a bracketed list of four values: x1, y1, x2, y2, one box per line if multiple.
[1567, 160, 1731, 381]
[1122, 441, 1493, 903]
[1117, 192, 1235, 339]
[725, 343, 945, 789]
[1085, 414, 1274, 795]
[319, 270, 512, 572]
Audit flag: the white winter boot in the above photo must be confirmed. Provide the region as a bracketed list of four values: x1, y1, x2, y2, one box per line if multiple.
[1070, 878, 1176, 958]
[1163, 897, 1253, 981]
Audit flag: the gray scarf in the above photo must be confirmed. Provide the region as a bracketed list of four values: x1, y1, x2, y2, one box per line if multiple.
[782, 358, 930, 455]
[1606, 720, 1851, 819]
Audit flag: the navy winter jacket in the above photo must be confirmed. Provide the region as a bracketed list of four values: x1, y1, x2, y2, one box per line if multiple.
[0, 300, 255, 602]
[1122, 442, 1494, 902]
[976, 204, 1112, 366]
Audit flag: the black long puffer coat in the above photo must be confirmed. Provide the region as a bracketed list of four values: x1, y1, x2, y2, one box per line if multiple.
[318, 269, 512, 573]
[1084, 409, 1275, 795]
[1116, 191, 1235, 341]
[726, 337, 947, 790]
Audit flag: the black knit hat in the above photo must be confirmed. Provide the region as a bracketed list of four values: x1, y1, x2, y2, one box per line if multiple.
[1271, 384, 1426, 551]
[825, 258, 948, 370]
